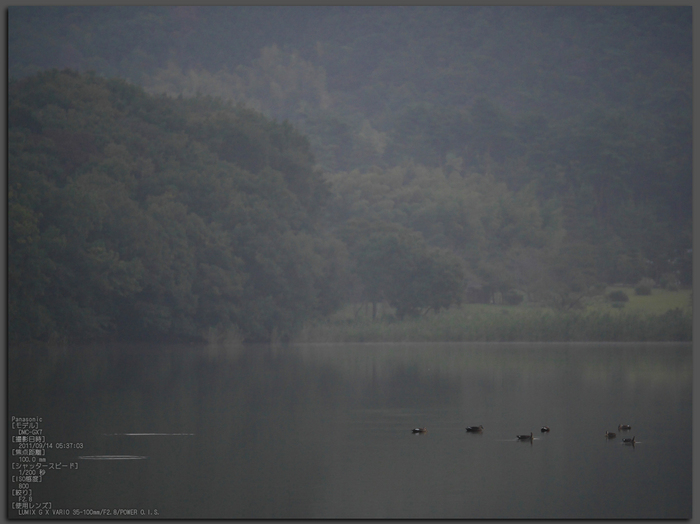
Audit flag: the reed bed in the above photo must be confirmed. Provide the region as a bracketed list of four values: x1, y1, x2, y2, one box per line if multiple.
[296, 304, 692, 343]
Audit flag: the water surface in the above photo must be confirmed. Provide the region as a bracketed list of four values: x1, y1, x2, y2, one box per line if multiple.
[8, 341, 691, 518]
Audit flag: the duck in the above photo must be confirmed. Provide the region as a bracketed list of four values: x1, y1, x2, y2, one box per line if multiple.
[618, 424, 631, 430]
[622, 436, 636, 445]
[517, 432, 533, 441]
[466, 425, 484, 432]
[412, 428, 427, 434]
[605, 431, 616, 439]
[540, 426, 550, 433]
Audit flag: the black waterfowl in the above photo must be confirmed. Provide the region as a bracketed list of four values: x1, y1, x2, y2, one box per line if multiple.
[466, 425, 484, 432]
[618, 424, 631, 430]
[622, 436, 636, 445]
[605, 431, 616, 439]
[540, 426, 550, 432]
[517, 432, 533, 441]
[412, 428, 427, 434]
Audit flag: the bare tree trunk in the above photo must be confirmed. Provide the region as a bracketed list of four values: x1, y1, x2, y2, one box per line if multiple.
[354, 303, 364, 318]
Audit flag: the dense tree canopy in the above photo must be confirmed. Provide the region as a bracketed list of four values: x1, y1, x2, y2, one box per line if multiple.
[8, 7, 692, 342]
[340, 218, 465, 319]
[9, 70, 342, 343]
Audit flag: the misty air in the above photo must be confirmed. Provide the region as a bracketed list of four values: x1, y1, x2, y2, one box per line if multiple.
[8, 6, 692, 519]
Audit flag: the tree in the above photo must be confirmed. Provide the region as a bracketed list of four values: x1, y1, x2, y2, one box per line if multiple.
[347, 221, 464, 319]
[8, 70, 342, 343]
[533, 241, 606, 310]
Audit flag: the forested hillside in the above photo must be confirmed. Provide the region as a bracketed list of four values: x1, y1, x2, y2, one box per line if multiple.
[9, 71, 347, 343]
[8, 7, 692, 343]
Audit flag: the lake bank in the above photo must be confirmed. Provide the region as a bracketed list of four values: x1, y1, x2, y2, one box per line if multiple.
[296, 292, 692, 343]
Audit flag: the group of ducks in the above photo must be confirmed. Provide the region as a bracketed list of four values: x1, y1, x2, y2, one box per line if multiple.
[605, 424, 636, 445]
[412, 424, 637, 445]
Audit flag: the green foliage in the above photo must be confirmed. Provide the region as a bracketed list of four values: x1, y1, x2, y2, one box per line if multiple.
[634, 277, 654, 296]
[8, 70, 341, 343]
[659, 272, 680, 291]
[611, 302, 625, 309]
[8, 8, 692, 343]
[328, 163, 561, 257]
[607, 290, 629, 303]
[329, 163, 565, 309]
[529, 241, 606, 311]
[503, 290, 524, 306]
[299, 303, 692, 343]
[342, 220, 465, 319]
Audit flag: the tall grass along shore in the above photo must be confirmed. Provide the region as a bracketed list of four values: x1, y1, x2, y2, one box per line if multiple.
[296, 288, 691, 343]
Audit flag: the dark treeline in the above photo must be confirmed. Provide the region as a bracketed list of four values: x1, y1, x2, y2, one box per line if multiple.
[9, 71, 346, 343]
[8, 7, 692, 343]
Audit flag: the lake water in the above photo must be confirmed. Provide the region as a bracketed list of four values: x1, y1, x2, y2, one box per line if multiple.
[8, 341, 692, 519]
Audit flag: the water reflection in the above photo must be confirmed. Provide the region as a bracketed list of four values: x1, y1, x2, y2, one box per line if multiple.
[8, 341, 691, 519]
